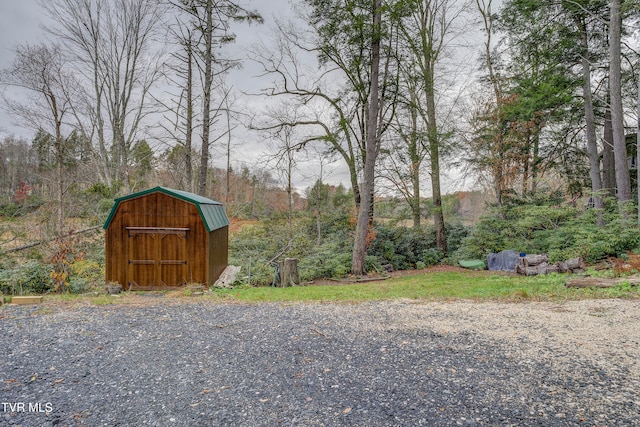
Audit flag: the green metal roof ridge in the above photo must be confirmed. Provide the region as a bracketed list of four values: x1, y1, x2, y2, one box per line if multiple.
[156, 186, 223, 206]
[103, 186, 228, 231]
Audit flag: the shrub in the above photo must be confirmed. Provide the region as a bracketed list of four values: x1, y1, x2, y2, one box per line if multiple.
[445, 222, 471, 254]
[368, 225, 431, 270]
[229, 219, 321, 285]
[0, 202, 23, 217]
[299, 241, 354, 280]
[367, 222, 468, 270]
[229, 216, 467, 284]
[0, 260, 54, 295]
[68, 259, 104, 293]
[453, 199, 640, 264]
[423, 248, 444, 266]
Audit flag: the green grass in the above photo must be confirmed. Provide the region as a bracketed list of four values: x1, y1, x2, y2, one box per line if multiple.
[29, 271, 640, 306]
[208, 271, 640, 303]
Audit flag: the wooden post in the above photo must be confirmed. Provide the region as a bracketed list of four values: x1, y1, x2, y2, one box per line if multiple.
[279, 258, 299, 287]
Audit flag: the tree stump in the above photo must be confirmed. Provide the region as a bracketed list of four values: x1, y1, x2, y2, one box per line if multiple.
[279, 258, 299, 287]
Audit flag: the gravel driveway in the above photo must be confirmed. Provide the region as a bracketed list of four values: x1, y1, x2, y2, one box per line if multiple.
[1, 298, 639, 426]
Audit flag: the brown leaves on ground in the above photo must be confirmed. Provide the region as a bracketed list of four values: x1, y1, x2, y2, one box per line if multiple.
[610, 252, 640, 276]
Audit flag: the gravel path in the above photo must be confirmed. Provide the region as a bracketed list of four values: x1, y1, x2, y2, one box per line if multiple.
[1, 298, 640, 426]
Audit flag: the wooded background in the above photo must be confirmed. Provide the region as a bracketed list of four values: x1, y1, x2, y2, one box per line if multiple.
[2, 0, 640, 281]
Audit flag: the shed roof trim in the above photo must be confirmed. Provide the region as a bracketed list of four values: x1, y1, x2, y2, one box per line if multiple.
[103, 186, 229, 232]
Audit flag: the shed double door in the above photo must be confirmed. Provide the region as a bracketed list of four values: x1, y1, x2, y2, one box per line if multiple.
[126, 227, 189, 288]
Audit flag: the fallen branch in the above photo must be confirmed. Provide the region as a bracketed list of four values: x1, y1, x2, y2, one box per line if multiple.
[2, 226, 102, 253]
[565, 276, 640, 288]
[326, 275, 391, 284]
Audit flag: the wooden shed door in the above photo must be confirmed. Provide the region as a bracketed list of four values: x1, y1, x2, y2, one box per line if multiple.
[126, 227, 189, 288]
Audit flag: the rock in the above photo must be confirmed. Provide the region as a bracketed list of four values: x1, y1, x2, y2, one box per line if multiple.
[107, 284, 123, 294]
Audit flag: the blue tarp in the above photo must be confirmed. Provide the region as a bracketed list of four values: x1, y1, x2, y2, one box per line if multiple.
[487, 250, 521, 272]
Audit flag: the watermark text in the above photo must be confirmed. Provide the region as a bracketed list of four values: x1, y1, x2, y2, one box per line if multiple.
[2, 402, 53, 413]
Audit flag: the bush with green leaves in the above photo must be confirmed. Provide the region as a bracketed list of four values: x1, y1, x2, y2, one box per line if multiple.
[298, 240, 383, 280]
[229, 216, 355, 284]
[68, 259, 104, 293]
[367, 223, 468, 270]
[453, 199, 640, 263]
[0, 260, 54, 295]
[368, 225, 432, 270]
[229, 209, 471, 284]
[229, 219, 317, 285]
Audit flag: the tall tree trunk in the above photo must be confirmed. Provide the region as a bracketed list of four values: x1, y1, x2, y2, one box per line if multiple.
[52, 97, 65, 238]
[287, 148, 294, 241]
[603, 107, 616, 197]
[522, 137, 530, 196]
[531, 130, 540, 194]
[185, 37, 193, 193]
[577, 17, 605, 225]
[198, 0, 213, 196]
[609, 0, 631, 210]
[352, 0, 382, 275]
[316, 212, 322, 245]
[424, 29, 446, 253]
[411, 155, 421, 228]
[226, 113, 231, 205]
[427, 93, 446, 253]
[477, 0, 505, 206]
[637, 73, 640, 227]
[409, 95, 421, 228]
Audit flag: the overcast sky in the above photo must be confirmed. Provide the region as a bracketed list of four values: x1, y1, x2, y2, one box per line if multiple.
[0, 0, 51, 138]
[0, 0, 290, 135]
[0, 1, 352, 190]
[0, 0, 474, 194]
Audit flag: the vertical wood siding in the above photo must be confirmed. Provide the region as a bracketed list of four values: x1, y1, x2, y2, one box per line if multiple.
[105, 192, 228, 288]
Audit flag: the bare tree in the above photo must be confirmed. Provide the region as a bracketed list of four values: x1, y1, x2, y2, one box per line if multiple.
[1, 43, 73, 236]
[249, 27, 367, 212]
[262, 103, 304, 240]
[274, 127, 298, 240]
[250, 0, 398, 274]
[217, 85, 246, 207]
[474, 0, 508, 206]
[380, 90, 428, 228]
[157, 23, 198, 192]
[389, 0, 469, 252]
[170, 0, 262, 196]
[42, 0, 166, 193]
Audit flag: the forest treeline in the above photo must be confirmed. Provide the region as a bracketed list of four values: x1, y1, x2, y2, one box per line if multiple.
[0, 132, 307, 221]
[2, 0, 640, 281]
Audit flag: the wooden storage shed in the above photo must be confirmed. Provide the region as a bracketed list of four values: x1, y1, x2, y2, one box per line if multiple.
[103, 186, 229, 290]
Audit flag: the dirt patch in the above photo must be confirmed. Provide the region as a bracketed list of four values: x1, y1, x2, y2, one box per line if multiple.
[227, 217, 259, 235]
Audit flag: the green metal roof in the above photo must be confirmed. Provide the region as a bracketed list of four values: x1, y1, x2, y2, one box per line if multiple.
[103, 186, 229, 232]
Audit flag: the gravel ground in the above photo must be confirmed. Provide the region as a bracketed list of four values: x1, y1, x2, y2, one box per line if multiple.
[1, 298, 640, 426]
